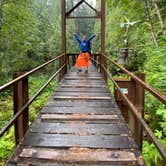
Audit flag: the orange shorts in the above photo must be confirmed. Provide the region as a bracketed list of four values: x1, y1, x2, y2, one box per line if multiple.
[75, 52, 90, 69]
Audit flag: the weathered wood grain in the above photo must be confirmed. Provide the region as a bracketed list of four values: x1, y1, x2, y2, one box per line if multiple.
[65, 76, 103, 80]
[20, 148, 137, 163]
[55, 87, 109, 93]
[22, 133, 137, 149]
[53, 92, 111, 97]
[60, 84, 107, 88]
[41, 114, 119, 121]
[41, 106, 120, 114]
[53, 96, 112, 100]
[45, 100, 117, 108]
[31, 122, 129, 135]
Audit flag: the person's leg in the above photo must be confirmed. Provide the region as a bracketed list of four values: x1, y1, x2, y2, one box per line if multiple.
[85, 52, 90, 73]
[76, 53, 82, 73]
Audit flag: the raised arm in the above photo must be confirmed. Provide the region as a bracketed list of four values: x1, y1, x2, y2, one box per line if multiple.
[73, 33, 82, 44]
[87, 34, 96, 42]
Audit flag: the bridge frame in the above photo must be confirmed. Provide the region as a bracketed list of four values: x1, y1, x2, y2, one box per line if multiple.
[60, 0, 106, 80]
[0, 1, 166, 164]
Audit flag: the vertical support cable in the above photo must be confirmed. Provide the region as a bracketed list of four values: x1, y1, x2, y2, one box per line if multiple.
[60, 0, 67, 81]
[100, 0, 107, 80]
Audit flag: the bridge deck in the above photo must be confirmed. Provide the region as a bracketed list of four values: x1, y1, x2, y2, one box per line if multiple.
[8, 64, 144, 166]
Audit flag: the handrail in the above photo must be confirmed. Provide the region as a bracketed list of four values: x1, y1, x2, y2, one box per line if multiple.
[102, 64, 166, 161]
[0, 63, 66, 137]
[102, 54, 166, 105]
[90, 57, 100, 65]
[0, 53, 65, 92]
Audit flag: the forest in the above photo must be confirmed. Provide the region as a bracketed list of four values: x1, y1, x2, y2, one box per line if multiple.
[0, 0, 166, 165]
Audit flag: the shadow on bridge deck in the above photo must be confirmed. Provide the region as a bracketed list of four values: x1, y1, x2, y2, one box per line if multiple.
[7, 63, 145, 166]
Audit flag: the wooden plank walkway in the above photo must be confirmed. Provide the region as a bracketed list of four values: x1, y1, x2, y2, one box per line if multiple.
[7, 64, 145, 166]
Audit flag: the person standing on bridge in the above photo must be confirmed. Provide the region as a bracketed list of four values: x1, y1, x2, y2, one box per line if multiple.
[73, 33, 96, 73]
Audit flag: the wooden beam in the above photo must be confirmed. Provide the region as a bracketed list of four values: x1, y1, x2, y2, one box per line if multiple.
[84, 0, 98, 13]
[53, 96, 111, 100]
[60, 0, 67, 80]
[66, 0, 84, 16]
[13, 72, 29, 145]
[66, 16, 100, 19]
[41, 114, 118, 121]
[100, 0, 106, 80]
[60, 84, 107, 88]
[20, 148, 137, 163]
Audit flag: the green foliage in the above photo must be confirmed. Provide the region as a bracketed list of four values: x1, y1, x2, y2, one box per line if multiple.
[106, 0, 147, 71]
[143, 130, 166, 166]
[0, 1, 40, 75]
[0, 0, 61, 84]
[0, 95, 13, 130]
[0, 127, 14, 162]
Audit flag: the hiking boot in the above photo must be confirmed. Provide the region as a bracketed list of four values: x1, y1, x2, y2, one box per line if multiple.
[77, 69, 81, 73]
[85, 70, 88, 73]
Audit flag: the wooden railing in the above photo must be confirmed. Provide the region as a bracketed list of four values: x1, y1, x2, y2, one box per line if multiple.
[0, 53, 66, 145]
[98, 53, 166, 162]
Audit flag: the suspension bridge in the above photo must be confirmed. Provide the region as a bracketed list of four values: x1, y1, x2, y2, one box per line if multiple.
[0, 0, 166, 165]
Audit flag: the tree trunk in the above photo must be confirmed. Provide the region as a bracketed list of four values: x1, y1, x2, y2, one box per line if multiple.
[0, 0, 2, 30]
[153, 0, 166, 37]
[144, 0, 158, 47]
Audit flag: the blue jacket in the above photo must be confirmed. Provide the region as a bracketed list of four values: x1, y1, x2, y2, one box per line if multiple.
[74, 34, 95, 52]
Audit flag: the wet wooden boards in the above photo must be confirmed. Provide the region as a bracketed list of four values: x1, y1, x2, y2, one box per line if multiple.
[7, 64, 145, 166]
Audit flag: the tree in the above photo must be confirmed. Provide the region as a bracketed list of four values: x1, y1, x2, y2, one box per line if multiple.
[144, 0, 158, 47]
[153, 0, 166, 38]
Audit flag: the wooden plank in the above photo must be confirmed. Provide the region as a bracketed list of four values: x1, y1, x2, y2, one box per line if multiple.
[66, 72, 102, 76]
[65, 77, 103, 80]
[61, 80, 106, 84]
[60, 80, 105, 84]
[41, 106, 120, 114]
[38, 120, 122, 124]
[60, 84, 107, 88]
[41, 114, 119, 121]
[20, 148, 137, 163]
[53, 92, 111, 97]
[31, 122, 129, 135]
[53, 96, 112, 100]
[8, 162, 139, 166]
[45, 100, 117, 108]
[55, 87, 109, 93]
[22, 134, 138, 149]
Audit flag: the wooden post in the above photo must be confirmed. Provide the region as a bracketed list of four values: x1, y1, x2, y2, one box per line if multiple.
[129, 73, 145, 150]
[94, 54, 97, 67]
[13, 72, 29, 145]
[60, 0, 67, 81]
[114, 73, 145, 151]
[114, 78, 131, 122]
[72, 54, 76, 66]
[100, 0, 106, 80]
